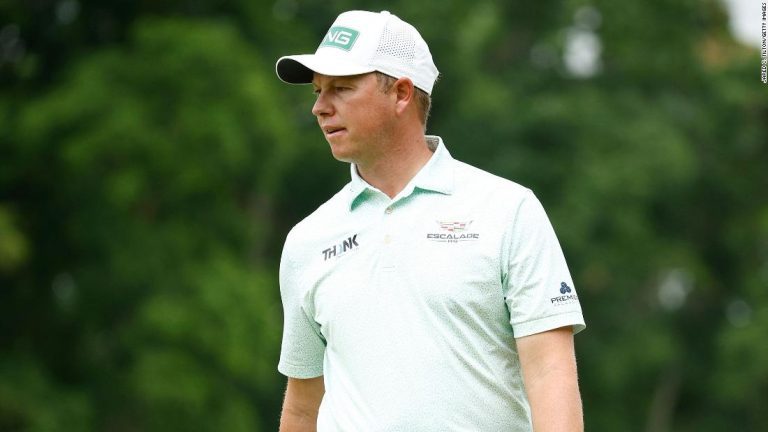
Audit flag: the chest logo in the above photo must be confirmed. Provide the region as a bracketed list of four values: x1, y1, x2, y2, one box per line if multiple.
[322, 234, 359, 261]
[427, 220, 480, 243]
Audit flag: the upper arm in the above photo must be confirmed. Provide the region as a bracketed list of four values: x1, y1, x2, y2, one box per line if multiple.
[516, 327, 583, 431]
[280, 376, 325, 432]
[516, 326, 577, 379]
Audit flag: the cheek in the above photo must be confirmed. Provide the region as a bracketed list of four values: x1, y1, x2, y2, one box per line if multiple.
[357, 100, 394, 130]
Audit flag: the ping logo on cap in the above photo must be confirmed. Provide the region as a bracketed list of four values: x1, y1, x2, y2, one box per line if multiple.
[320, 26, 360, 51]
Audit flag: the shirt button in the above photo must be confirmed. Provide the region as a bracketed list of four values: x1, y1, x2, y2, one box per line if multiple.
[385, 206, 393, 214]
[384, 234, 391, 244]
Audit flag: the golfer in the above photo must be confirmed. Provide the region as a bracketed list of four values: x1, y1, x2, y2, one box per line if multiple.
[275, 10, 586, 431]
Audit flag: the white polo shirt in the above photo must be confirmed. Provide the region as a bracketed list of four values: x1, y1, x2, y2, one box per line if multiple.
[279, 136, 585, 431]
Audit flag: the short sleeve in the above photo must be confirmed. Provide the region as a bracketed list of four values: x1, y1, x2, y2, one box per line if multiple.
[277, 231, 326, 378]
[501, 190, 586, 338]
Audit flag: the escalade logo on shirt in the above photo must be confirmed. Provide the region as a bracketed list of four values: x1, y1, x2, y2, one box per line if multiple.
[322, 234, 359, 260]
[427, 220, 480, 242]
[439, 221, 470, 232]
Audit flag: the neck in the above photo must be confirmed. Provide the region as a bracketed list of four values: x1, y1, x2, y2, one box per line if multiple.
[355, 134, 433, 199]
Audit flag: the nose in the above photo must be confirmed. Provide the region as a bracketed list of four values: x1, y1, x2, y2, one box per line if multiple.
[312, 91, 333, 117]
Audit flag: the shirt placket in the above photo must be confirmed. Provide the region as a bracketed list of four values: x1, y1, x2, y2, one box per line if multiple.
[380, 201, 397, 273]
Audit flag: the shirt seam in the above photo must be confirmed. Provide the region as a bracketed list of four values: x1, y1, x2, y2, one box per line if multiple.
[511, 310, 584, 328]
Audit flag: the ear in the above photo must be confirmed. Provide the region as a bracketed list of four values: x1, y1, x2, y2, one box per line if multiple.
[392, 77, 415, 117]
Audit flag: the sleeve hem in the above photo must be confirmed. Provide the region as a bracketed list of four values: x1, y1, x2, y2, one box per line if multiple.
[278, 360, 324, 379]
[512, 311, 586, 338]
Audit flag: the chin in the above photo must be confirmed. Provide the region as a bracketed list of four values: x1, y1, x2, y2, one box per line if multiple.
[328, 142, 356, 163]
[330, 153, 355, 164]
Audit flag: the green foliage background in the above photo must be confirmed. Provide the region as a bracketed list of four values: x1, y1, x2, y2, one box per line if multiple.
[1, 0, 766, 430]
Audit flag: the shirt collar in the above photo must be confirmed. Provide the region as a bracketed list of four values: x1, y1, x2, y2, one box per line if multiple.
[347, 135, 455, 210]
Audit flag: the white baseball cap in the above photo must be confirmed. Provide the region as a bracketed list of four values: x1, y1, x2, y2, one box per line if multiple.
[275, 10, 439, 94]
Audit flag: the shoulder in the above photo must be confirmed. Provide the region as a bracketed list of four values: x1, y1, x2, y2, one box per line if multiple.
[282, 182, 352, 258]
[452, 159, 535, 209]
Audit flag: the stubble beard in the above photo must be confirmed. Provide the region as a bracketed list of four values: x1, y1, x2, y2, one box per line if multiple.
[327, 116, 395, 168]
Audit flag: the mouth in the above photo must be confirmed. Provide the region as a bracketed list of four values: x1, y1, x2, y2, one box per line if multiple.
[322, 126, 347, 138]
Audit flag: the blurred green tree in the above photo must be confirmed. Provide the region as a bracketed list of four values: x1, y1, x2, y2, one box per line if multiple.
[3, 17, 295, 431]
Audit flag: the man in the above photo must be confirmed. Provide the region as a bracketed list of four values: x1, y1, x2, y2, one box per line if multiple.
[275, 10, 586, 432]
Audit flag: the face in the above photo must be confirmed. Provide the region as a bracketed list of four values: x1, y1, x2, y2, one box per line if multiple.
[311, 73, 396, 164]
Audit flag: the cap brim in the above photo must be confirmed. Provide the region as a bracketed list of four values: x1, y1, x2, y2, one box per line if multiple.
[276, 53, 376, 85]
